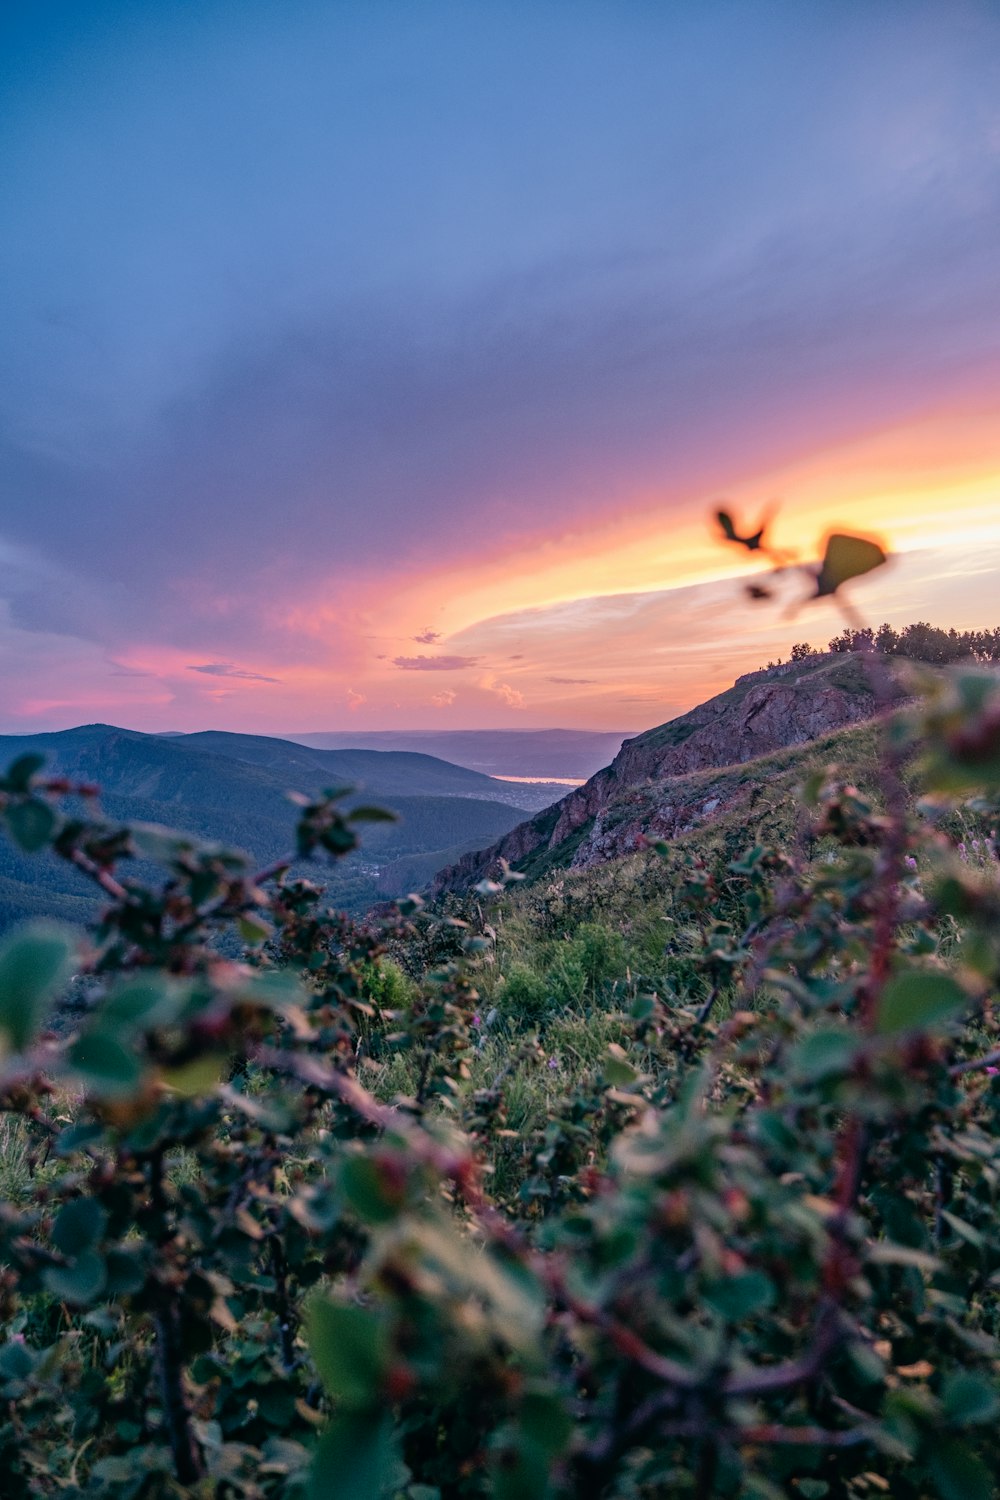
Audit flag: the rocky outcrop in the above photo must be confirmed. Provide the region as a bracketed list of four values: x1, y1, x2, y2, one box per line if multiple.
[431, 652, 895, 895]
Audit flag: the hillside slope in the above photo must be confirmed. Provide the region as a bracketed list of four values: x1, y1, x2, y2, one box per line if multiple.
[0, 725, 535, 927]
[432, 653, 895, 893]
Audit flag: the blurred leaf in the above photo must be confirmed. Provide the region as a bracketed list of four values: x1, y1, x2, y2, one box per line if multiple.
[68, 1031, 144, 1098]
[815, 533, 887, 596]
[309, 1411, 399, 1500]
[349, 806, 397, 824]
[929, 1438, 994, 1500]
[790, 1029, 857, 1081]
[704, 1269, 776, 1321]
[519, 1390, 573, 1457]
[239, 914, 273, 945]
[51, 1197, 107, 1256]
[306, 1299, 390, 1410]
[716, 510, 765, 550]
[43, 1250, 107, 1306]
[6, 798, 56, 851]
[875, 971, 968, 1036]
[942, 1371, 1000, 1427]
[161, 1054, 226, 1097]
[603, 1043, 637, 1087]
[0, 922, 75, 1051]
[3, 752, 45, 792]
[340, 1156, 405, 1226]
[99, 976, 186, 1030]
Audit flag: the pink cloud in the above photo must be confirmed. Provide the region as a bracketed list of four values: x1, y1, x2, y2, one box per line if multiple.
[188, 662, 281, 683]
[393, 654, 479, 671]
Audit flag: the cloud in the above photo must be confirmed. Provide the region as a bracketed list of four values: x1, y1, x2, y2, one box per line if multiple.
[346, 688, 366, 711]
[187, 662, 280, 683]
[413, 628, 441, 643]
[431, 689, 456, 708]
[479, 672, 525, 708]
[392, 654, 479, 671]
[548, 676, 596, 684]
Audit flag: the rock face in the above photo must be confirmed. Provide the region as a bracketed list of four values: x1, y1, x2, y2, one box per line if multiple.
[431, 653, 892, 895]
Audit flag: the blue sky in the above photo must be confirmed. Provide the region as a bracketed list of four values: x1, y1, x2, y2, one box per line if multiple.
[2, 1, 999, 729]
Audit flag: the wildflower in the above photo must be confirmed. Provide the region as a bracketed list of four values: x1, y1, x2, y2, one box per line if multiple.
[547, 1056, 559, 1071]
[471, 1013, 482, 1028]
[904, 856, 917, 871]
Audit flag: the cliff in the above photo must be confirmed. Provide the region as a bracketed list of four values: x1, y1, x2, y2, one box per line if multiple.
[431, 652, 896, 894]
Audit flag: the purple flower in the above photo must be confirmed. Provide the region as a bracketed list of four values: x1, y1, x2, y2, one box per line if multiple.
[904, 856, 917, 871]
[471, 1013, 482, 1028]
[547, 1056, 559, 1071]
[987, 1066, 998, 1077]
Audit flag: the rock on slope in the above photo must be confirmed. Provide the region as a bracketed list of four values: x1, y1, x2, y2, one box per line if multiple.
[432, 652, 893, 894]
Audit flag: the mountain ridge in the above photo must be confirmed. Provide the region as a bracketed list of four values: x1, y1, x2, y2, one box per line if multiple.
[431, 652, 898, 894]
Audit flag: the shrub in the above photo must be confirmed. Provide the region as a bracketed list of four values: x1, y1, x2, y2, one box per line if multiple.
[1, 669, 1000, 1496]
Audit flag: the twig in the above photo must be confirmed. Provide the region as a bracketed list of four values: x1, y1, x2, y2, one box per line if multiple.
[67, 847, 131, 905]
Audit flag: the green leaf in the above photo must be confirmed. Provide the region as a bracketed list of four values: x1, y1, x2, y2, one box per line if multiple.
[99, 976, 186, 1030]
[603, 1044, 637, 1087]
[349, 806, 397, 824]
[790, 1029, 857, 1081]
[43, 1250, 107, 1306]
[68, 1031, 144, 1098]
[5, 798, 56, 851]
[309, 1411, 399, 1500]
[815, 533, 887, 596]
[340, 1156, 404, 1225]
[51, 1197, 107, 1256]
[929, 1437, 994, 1500]
[3, 752, 45, 792]
[875, 971, 969, 1036]
[942, 1371, 1000, 1427]
[519, 1390, 573, 1457]
[306, 1299, 390, 1410]
[0, 922, 75, 1051]
[238, 914, 273, 945]
[939, 1209, 984, 1249]
[0, 1341, 35, 1379]
[703, 1269, 776, 1321]
[104, 1248, 147, 1297]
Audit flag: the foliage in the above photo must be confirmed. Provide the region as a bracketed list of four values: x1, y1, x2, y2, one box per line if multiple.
[3, 660, 1000, 1496]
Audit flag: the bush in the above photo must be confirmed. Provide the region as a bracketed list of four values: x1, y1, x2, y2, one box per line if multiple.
[2, 670, 1000, 1496]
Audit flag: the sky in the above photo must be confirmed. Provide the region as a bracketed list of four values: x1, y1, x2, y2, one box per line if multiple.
[2, 0, 1000, 735]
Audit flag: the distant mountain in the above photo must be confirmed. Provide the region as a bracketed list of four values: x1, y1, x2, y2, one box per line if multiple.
[285, 728, 632, 780]
[432, 653, 898, 894]
[0, 724, 541, 929]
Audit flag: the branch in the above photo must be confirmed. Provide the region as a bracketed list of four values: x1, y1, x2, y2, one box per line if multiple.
[950, 1046, 1000, 1077]
[67, 847, 131, 904]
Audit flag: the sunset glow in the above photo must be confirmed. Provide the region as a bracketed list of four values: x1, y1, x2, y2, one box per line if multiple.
[2, 3, 999, 735]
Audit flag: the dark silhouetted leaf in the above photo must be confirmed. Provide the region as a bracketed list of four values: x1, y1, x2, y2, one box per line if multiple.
[52, 1197, 107, 1256]
[815, 533, 887, 596]
[3, 752, 45, 792]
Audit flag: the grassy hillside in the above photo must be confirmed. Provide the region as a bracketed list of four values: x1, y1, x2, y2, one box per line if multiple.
[427, 718, 891, 1022]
